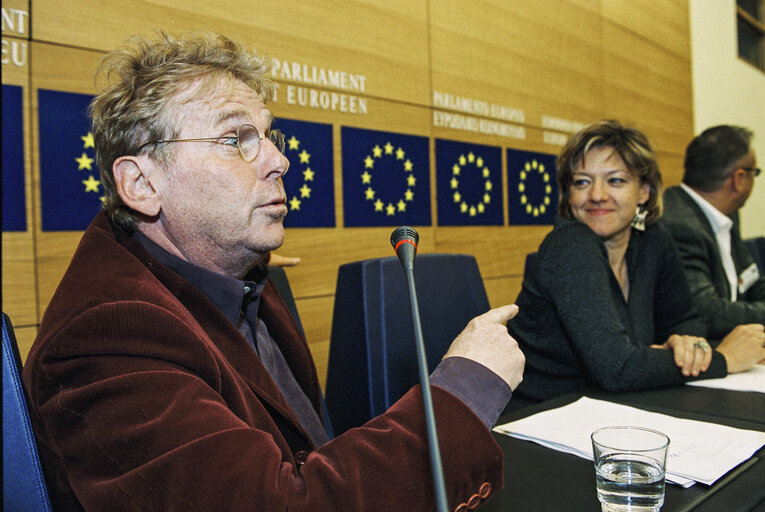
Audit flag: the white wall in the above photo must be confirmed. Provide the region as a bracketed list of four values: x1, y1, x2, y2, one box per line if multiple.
[689, 0, 765, 237]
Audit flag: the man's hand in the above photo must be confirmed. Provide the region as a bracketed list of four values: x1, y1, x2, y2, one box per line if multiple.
[715, 324, 765, 373]
[443, 305, 525, 390]
[650, 334, 713, 377]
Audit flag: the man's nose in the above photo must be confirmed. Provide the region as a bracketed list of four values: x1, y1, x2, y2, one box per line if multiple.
[257, 139, 289, 180]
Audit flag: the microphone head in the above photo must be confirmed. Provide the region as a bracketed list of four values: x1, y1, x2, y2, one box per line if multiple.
[390, 226, 419, 253]
[391, 226, 419, 271]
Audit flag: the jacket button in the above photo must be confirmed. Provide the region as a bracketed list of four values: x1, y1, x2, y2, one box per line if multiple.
[479, 482, 492, 499]
[467, 493, 481, 509]
[295, 450, 309, 465]
[454, 504, 469, 512]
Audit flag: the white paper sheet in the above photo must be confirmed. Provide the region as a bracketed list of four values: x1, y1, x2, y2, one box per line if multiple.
[686, 364, 765, 393]
[494, 397, 765, 487]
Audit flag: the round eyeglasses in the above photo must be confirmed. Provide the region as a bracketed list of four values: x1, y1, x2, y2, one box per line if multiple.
[138, 124, 285, 162]
[742, 167, 761, 177]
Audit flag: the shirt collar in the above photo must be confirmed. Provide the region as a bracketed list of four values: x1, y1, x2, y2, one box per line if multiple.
[680, 183, 733, 234]
[134, 232, 268, 326]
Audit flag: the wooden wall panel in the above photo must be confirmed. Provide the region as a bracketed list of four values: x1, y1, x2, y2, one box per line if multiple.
[3, 0, 697, 376]
[2, 8, 36, 327]
[31, 0, 431, 105]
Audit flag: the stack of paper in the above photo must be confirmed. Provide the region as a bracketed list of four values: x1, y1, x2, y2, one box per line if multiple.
[687, 364, 765, 393]
[494, 397, 765, 487]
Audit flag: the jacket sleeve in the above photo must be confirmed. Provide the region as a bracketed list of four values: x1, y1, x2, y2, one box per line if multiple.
[664, 219, 765, 338]
[25, 302, 502, 512]
[535, 226, 726, 393]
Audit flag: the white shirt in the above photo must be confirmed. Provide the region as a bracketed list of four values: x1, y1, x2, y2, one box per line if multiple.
[681, 183, 738, 301]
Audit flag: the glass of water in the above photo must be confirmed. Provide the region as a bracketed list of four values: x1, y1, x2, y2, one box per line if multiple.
[591, 426, 670, 512]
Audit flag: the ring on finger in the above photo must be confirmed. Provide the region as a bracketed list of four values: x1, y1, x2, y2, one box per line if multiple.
[694, 339, 711, 353]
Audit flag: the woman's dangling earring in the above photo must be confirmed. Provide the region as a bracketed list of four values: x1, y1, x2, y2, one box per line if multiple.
[631, 204, 647, 231]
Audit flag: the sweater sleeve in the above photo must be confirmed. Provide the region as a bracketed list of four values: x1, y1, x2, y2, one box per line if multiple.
[535, 224, 727, 393]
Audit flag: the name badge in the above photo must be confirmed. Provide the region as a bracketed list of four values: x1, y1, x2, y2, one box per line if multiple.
[738, 263, 760, 295]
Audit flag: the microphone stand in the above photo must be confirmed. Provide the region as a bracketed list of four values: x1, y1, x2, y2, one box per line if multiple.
[392, 227, 448, 512]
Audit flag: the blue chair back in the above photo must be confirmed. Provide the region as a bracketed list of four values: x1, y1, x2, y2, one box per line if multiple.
[744, 237, 765, 274]
[2, 312, 53, 512]
[325, 254, 490, 434]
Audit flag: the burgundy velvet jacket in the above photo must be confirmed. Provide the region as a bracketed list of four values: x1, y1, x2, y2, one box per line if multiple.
[23, 212, 503, 511]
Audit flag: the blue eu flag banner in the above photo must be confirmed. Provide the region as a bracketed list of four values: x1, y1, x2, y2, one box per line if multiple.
[2, 84, 26, 231]
[506, 148, 558, 225]
[341, 127, 430, 227]
[276, 118, 335, 228]
[38, 89, 102, 231]
[435, 139, 502, 226]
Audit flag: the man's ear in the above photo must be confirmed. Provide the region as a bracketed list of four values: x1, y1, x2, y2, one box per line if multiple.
[112, 156, 160, 217]
[730, 168, 749, 194]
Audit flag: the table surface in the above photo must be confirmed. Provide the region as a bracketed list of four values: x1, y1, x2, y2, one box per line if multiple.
[481, 386, 765, 512]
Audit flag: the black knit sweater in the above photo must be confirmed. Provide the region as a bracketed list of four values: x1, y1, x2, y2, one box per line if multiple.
[507, 217, 728, 410]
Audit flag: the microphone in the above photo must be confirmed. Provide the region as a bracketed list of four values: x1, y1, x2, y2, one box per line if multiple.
[390, 226, 418, 271]
[390, 227, 448, 512]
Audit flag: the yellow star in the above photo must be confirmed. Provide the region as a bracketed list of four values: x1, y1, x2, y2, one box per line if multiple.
[539, 163, 545, 173]
[453, 191, 462, 203]
[365, 187, 375, 200]
[518, 183, 525, 192]
[540, 205, 547, 214]
[397, 200, 406, 212]
[288, 136, 300, 150]
[468, 152, 475, 163]
[289, 196, 302, 211]
[81, 132, 95, 148]
[99, 196, 105, 204]
[521, 194, 527, 204]
[299, 184, 311, 198]
[477, 203, 485, 213]
[476, 156, 483, 167]
[483, 167, 490, 178]
[469, 205, 477, 216]
[361, 171, 372, 184]
[533, 207, 540, 216]
[373, 145, 383, 157]
[526, 204, 532, 213]
[384, 142, 394, 154]
[407, 175, 416, 187]
[396, 147, 404, 160]
[76, 153, 95, 171]
[364, 156, 375, 169]
[450, 177, 459, 189]
[405, 189, 414, 201]
[460, 202, 468, 213]
[298, 150, 310, 164]
[525, 162, 531, 171]
[452, 164, 461, 176]
[483, 193, 491, 204]
[545, 184, 552, 194]
[303, 167, 315, 181]
[485, 180, 493, 192]
[404, 159, 413, 172]
[459, 155, 466, 166]
[386, 203, 395, 216]
[544, 173, 550, 182]
[374, 199, 384, 211]
[82, 175, 100, 192]
[544, 196, 551, 205]
[520, 170, 527, 180]
[532, 160, 538, 170]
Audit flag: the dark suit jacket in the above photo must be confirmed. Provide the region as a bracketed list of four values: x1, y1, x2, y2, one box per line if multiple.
[662, 186, 765, 338]
[23, 212, 502, 512]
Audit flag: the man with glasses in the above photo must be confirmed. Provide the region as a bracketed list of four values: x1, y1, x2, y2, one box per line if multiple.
[662, 125, 764, 341]
[22, 32, 525, 511]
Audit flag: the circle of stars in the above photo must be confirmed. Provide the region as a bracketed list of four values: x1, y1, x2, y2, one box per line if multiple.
[76, 132, 104, 203]
[450, 152, 493, 217]
[361, 141, 415, 216]
[517, 159, 552, 217]
[285, 135, 315, 212]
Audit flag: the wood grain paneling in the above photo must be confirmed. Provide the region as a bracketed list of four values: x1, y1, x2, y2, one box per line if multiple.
[14, 325, 38, 364]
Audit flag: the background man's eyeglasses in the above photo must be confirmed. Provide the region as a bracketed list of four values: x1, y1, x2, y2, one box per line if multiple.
[138, 124, 285, 162]
[742, 167, 761, 177]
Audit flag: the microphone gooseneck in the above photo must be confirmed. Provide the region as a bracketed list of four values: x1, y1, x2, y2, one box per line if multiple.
[389, 227, 448, 512]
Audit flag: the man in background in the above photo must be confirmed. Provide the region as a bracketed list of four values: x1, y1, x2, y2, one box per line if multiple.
[662, 125, 764, 339]
[22, 31, 525, 511]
